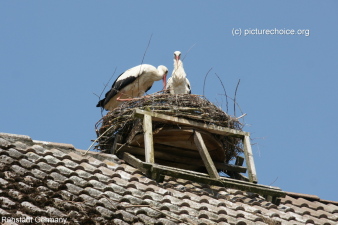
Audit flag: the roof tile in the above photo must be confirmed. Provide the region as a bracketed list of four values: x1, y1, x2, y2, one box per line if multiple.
[55, 165, 75, 177]
[0, 137, 12, 149]
[161, 195, 183, 205]
[16, 181, 34, 193]
[88, 179, 106, 191]
[79, 193, 99, 207]
[103, 159, 120, 169]
[88, 157, 107, 167]
[0, 177, 9, 186]
[50, 172, 68, 183]
[112, 219, 130, 225]
[98, 165, 117, 177]
[99, 196, 118, 210]
[103, 190, 123, 202]
[10, 164, 30, 177]
[43, 155, 63, 166]
[65, 183, 85, 195]
[136, 213, 158, 224]
[62, 158, 81, 169]
[96, 206, 114, 218]
[67, 152, 88, 163]
[0, 208, 11, 216]
[8, 148, 24, 159]
[26, 151, 44, 162]
[0, 197, 17, 209]
[37, 162, 55, 173]
[30, 168, 49, 180]
[80, 162, 100, 173]
[116, 209, 138, 223]
[21, 201, 44, 215]
[29, 145, 48, 155]
[1, 155, 15, 165]
[45, 206, 67, 217]
[94, 172, 111, 183]
[7, 189, 24, 201]
[157, 217, 180, 225]
[46, 179, 63, 191]
[49, 148, 69, 158]
[325, 204, 338, 213]
[121, 194, 145, 205]
[85, 187, 104, 198]
[69, 175, 89, 188]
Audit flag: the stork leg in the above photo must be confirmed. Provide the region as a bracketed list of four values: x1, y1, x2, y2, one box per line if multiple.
[116, 92, 144, 102]
[116, 92, 134, 101]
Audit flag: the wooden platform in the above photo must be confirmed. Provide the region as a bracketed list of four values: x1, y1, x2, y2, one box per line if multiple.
[112, 109, 257, 183]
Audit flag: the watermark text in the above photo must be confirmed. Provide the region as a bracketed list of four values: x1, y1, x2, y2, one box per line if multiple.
[232, 28, 310, 37]
[2, 216, 68, 224]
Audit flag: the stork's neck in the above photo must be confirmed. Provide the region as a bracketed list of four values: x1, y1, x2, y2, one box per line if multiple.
[172, 59, 186, 81]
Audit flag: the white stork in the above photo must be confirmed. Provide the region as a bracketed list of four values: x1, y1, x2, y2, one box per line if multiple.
[166, 51, 191, 94]
[96, 64, 168, 111]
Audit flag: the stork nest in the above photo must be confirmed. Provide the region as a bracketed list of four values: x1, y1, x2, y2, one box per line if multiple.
[95, 93, 244, 163]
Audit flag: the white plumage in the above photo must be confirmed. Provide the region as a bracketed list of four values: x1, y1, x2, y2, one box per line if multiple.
[166, 51, 191, 94]
[97, 64, 168, 111]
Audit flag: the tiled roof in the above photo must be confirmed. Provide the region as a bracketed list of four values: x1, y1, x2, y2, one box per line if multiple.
[0, 132, 337, 225]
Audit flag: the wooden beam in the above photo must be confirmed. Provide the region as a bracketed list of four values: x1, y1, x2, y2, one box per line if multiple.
[243, 135, 258, 183]
[144, 162, 285, 199]
[134, 109, 249, 137]
[194, 131, 220, 179]
[143, 113, 154, 163]
[120, 152, 146, 173]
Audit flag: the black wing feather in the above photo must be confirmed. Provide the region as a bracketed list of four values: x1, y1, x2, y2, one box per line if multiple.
[96, 72, 137, 108]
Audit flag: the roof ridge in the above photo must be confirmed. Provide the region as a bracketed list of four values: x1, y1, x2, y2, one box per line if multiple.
[286, 191, 338, 206]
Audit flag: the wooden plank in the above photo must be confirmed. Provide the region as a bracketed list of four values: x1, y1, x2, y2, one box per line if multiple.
[143, 113, 154, 163]
[134, 109, 249, 137]
[117, 143, 247, 173]
[145, 163, 285, 199]
[128, 141, 203, 159]
[243, 135, 258, 183]
[153, 128, 223, 150]
[194, 131, 220, 179]
[131, 128, 223, 152]
[120, 152, 146, 173]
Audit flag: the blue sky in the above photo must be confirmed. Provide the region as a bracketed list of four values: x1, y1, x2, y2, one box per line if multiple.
[1, 1, 337, 201]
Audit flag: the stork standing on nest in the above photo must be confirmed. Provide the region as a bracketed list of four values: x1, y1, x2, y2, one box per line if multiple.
[96, 64, 168, 111]
[166, 51, 191, 94]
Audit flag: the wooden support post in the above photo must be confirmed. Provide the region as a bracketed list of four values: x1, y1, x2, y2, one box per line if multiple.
[143, 114, 154, 163]
[235, 156, 244, 166]
[194, 131, 220, 179]
[112, 134, 122, 154]
[243, 135, 258, 183]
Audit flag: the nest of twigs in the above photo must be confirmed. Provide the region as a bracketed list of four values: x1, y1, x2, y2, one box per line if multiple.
[95, 93, 244, 163]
